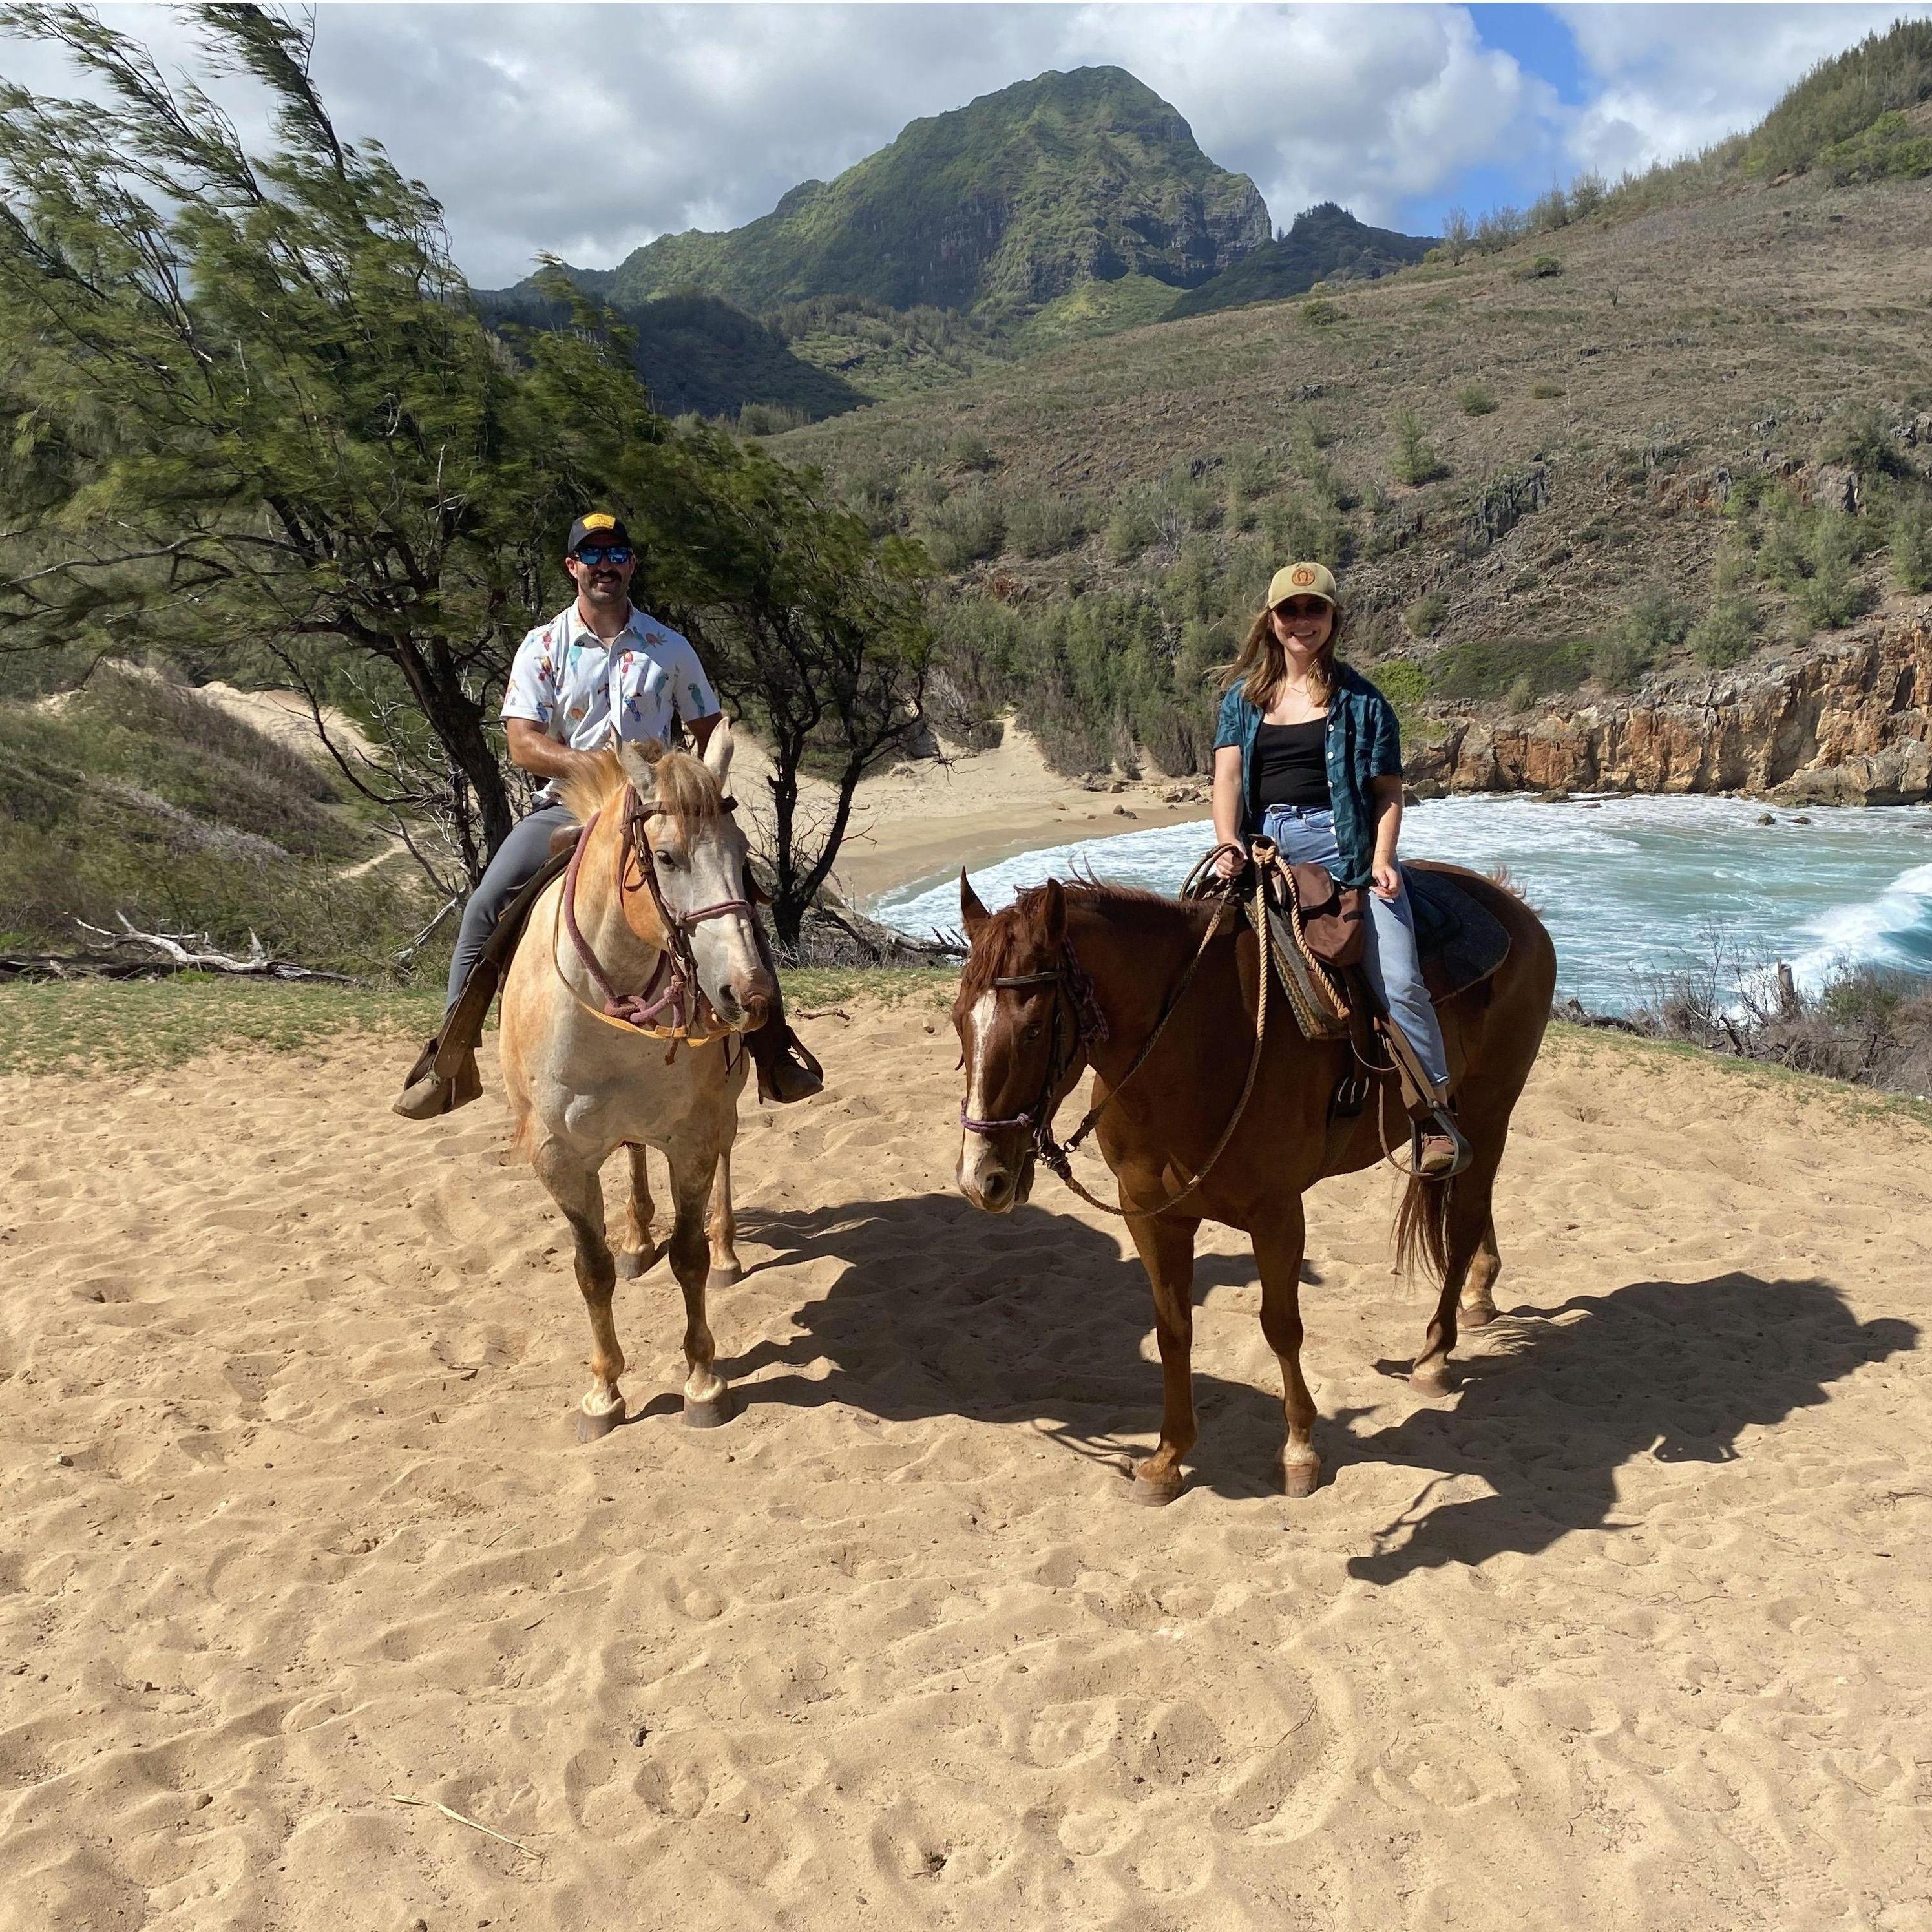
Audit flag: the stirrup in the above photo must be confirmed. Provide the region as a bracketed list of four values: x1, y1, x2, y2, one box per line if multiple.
[1412, 1109, 1470, 1179]
[753, 1024, 824, 1106]
[392, 1036, 482, 1120]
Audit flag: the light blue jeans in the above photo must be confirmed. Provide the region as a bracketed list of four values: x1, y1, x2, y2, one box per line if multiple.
[1260, 804, 1451, 1090]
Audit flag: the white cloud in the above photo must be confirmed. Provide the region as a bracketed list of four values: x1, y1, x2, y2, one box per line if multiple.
[1555, 1, 1932, 178]
[5, 3, 1924, 288]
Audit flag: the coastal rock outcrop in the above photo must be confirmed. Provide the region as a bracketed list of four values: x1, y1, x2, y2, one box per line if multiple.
[1411, 612, 1932, 804]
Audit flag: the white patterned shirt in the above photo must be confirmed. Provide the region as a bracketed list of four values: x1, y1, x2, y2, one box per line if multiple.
[501, 603, 719, 760]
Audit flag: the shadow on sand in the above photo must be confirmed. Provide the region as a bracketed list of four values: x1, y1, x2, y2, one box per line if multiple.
[700, 1192, 1914, 1564]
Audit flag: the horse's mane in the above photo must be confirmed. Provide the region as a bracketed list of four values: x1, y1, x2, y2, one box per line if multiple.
[954, 878, 1193, 1018]
[556, 741, 727, 841]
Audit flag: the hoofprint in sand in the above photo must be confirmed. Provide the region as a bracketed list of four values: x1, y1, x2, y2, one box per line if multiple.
[3, 1009, 1927, 1931]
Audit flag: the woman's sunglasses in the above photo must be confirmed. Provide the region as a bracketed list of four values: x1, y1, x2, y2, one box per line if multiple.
[1272, 598, 1330, 620]
[574, 544, 633, 567]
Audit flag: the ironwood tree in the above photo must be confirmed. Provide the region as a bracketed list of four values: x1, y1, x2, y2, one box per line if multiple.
[0, 4, 930, 936]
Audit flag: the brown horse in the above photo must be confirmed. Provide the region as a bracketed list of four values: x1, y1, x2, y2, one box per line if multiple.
[953, 865, 1557, 1503]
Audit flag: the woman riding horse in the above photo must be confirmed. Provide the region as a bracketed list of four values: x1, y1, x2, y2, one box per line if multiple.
[1211, 561, 1464, 1175]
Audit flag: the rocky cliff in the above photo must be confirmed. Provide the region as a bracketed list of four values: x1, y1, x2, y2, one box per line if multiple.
[1411, 609, 1932, 805]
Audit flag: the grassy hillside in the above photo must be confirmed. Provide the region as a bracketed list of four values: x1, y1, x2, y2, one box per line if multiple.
[549, 67, 1269, 323]
[0, 666, 441, 977]
[772, 122, 1932, 772]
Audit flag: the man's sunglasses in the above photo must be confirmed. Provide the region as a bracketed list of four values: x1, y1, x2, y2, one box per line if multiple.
[574, 544, 633, 567]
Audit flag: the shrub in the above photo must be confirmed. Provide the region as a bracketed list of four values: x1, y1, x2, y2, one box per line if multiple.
[1390, 407, 1448, 487]
[1428, 636, 1595, 703]
[1591, 632, 1653, 691]
[737, 401, 811, 436]
[1502, 673, 1537, 714]
[1104, 496, 1159, 564]
[1891, 494, 1932, 593]
[1513, 255, 1562, 281]
[1818, 403, 1905, 478]
[1687, 596, 1759, 669]
[1457, 385, 1498, 417]
[1405, 590, 1450, 637]
[1798, 525, 1875, 630]
[1225, 444, 1277, 503]
[947, 427, 997, 472]
[919, 488, 1006, 569]
[1301, 300, 1341, 326]
[1626, 583, 1694, 654]
[1530, 381, 1566, 400]
[1006, 492, 1087, 559]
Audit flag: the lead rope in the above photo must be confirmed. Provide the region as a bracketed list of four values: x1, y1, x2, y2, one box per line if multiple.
[1039, 872, 1271, 1223]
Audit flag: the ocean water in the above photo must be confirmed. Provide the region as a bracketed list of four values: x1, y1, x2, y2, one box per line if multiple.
[872, 794, 1932, 1014]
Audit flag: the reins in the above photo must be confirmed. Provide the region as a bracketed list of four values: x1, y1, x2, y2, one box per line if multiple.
[960, 874, 1271, 1221]
[553, 785, 753, 1056]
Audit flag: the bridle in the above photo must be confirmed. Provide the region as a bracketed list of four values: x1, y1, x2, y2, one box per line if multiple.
[556, 783, 755, 1052]
[958, 885, 1262, 1220]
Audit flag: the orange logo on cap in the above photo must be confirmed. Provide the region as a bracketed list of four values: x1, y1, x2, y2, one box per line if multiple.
[1290, 565, 1316, 587]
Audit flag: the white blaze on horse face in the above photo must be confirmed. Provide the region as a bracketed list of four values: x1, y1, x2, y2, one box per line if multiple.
[957, 989, 1018, 1208]
[963, 991, 998, 1120]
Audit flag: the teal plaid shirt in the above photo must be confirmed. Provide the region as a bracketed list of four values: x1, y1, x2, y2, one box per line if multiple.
[1213, 663, 1405, 889]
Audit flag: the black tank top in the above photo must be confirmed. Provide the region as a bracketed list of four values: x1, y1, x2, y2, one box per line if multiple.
[1252, 717, 1331, 812]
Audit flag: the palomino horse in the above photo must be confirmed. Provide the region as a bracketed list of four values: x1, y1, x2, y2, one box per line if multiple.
[500, 725, 770, 1438]
[953, 867, 1557, 1502]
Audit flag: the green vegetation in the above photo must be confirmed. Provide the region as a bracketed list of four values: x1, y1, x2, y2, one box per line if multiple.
[1758, 497, 1876, 631]
[1427, 637, 1597, 704]
[1744, 20, 1932, 178]
[1391, 408, 1449, 487]
[1405, 591, 1450, 637]
[1891, 496, 1932, 594]
[1457, 386, 1498, 417]
[547, 67, 1267, 324]
[1529, 381, 1566, 400]
[1686, 598, 1760, 669]
[0, 667, 437, 977]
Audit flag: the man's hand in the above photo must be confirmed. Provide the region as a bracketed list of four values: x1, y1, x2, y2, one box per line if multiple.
[1372, 859, 1402, 901]
[506, 717, 605, 789]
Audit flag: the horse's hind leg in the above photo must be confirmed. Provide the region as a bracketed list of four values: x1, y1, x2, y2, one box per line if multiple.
[1460, 1217, 1502, 1328]
[706, 1144, 741, 1289]
[616, 1144, 659, 1281]
[666, 1143, 731, 1427]
[1254, 1199, 1321, 1497]
[1412, 1147, 1502, 1394]
[532, 1139, 627, 1440]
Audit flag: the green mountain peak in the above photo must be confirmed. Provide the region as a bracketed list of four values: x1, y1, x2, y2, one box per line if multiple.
[568, 64, 1270, 321]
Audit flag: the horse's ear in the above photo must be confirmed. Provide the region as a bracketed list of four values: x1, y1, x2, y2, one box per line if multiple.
[960, 871, 990, 943]
[1042, 877, 1067, 949]
[701, 716, 733, 784]
[617, 735, 666, 803]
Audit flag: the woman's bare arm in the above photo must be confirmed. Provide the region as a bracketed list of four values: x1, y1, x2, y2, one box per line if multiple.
[1369, 774, 1404, 898]
[1211, 744, 1246, 878]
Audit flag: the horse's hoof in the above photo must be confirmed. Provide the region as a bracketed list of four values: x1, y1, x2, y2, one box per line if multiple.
[682, 1390, 732, 1429]
[1460, 1299, 1496, 1330]
[1130, 1465, 1184, 1507]
[706, 1263, 742, 1292]
[575, 1395, 626, 1442]
[1281, 1457, 1322, 1498]
[1411, 1360, 1454, 1396]
[616, 1248, 649, 1281]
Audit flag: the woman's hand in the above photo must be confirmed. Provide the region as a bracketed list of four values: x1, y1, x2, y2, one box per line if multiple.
[1213, 841, 1248, 882]
[1372, 859, 1402, 901]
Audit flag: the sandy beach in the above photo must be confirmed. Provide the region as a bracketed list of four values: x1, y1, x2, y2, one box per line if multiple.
[2, 1004, 1928, 1930]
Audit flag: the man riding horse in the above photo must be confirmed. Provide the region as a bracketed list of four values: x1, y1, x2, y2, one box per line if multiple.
[393, 511, 823, 1119]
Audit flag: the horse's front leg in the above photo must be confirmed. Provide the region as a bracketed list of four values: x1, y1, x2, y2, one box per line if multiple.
[1125, 1211, 1201, 1506]
[532, 1137, 626, 1442]
[706, 1142, 741, 1288]
[666, 1140, 731, 1427]
[1253, 1198, 1321, 1496]
[616, 1143, 659, 1281]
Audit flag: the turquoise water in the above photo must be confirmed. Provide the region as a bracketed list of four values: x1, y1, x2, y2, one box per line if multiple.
[872, 794, 1932, 1014]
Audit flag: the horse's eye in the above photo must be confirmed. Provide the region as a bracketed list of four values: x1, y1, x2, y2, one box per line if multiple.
[1022, 1022, 1042, 1044]
[654, 849, 677, 868]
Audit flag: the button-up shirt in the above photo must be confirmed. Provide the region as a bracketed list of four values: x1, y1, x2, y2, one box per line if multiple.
[1213, 663, 1404, 888]
[502, 602, 719, 754]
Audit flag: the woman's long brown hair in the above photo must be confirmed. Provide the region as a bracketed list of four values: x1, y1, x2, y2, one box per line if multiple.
[1215, 596, 1347, 710]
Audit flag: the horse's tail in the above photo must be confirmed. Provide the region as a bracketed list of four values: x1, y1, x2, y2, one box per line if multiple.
[1392, 1170, 1453, 1288]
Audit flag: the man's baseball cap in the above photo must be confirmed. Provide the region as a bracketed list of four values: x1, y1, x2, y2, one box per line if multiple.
[567, 511, 632, 554]
[1268, 561, 1338, 609]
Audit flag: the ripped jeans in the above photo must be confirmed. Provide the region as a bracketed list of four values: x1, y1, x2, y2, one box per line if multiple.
[1259, 804, 1451, 1091]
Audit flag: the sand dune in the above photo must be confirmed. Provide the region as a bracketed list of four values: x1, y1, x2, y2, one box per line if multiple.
[1, 1012, 1928, 1930]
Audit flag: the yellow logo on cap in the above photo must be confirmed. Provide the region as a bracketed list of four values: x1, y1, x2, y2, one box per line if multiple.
[1290, 565, 1316, 587]
[581, 512, 616, 532]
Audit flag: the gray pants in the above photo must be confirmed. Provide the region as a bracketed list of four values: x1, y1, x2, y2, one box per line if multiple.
[445, 804, 576, 1011]
[1260, 804, 1451, 1091]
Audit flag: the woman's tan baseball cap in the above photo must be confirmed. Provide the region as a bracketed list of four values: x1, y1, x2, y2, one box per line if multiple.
[1268, 561, 1338, 608]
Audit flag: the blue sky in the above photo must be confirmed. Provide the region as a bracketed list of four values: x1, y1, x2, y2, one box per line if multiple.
[5, 5, 1927, 283]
